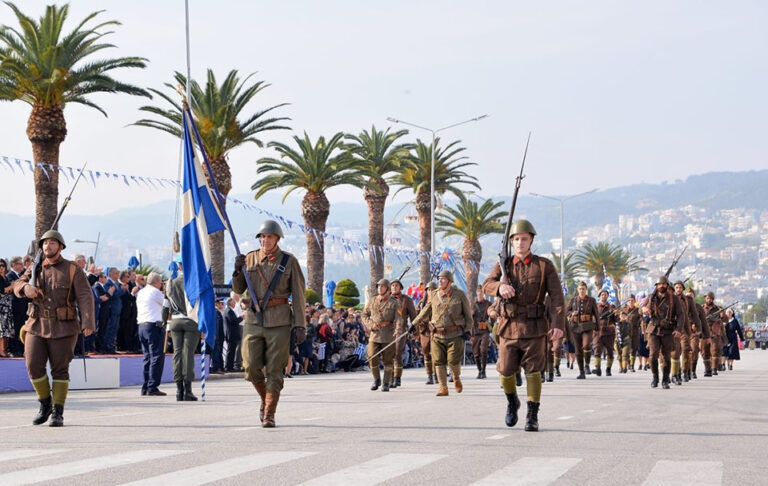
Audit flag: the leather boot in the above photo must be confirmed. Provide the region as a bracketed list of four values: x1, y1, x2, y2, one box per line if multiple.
[254, 382, 267, 423]
[505, 393, 520, 427]
[32, 397, 52, 425]
[554, 365, 561, 377]
[692, 370, 698, 379]
[712, 366, 718, 376]
[524, 401, 540, 432]
[183, 381, 198, 401]
[515, 371, 523, 386]
[546, 371, 554, 382]
[49, 404, 64, 427]
[370, 378, 381, 391]
[382, 369, 392, 392]
[593, 366, 602, 377]
[605, 367, 612, 377]
[263, 391, 279, 428]
[175, 380, 184, 401]
[436, 366, 449, 396]
[480, 358, 487, 379]
[476, 357, 482, 379]
[451, 366, 462, 393]
[425, 373, 434, 385]
[651, 375, 659, 388]
[394, 377, 401, 387]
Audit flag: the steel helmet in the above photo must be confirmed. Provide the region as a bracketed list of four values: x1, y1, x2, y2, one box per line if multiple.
[256, 219, 284, 239]
[509, 219, 537, 237]
[377, 278, 391, 288]
[655, 275, 670, 286]
[38, 230, 66, 250]
[438, 270, 454, 282]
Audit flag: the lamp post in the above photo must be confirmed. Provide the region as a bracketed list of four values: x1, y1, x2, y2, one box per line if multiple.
[386, 114, 488, 279]
[529, 190, 597, 283]
[72, 231, 101, 264]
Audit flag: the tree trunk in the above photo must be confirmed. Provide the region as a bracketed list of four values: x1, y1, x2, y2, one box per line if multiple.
[415, 188, 432, 284]
[364, 178, 389, 290]
[463, 238, 482, 304]
[27, 105, 67, 242]
[302, 190, 330, 295]
[204, 155, 231, 284]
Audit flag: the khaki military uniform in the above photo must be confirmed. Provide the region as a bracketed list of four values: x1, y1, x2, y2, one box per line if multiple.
[615, 319, 633, 372]
[646, 290, 686, 384]
[472, 299, 492, 376]
[594, 301, 617, 373]
[165, 274, 199, 385]
[567, 296, 599, 376]
[692, 301, 711, 374]
[413, 285, 473, 394]
[392, 293, 417, 381]
[702, 303, 723, 373]
[678, 293, 701, 380]
[482, 254, 565, 403]
[233, 248, 306, 395]
[13, 256, 95, 409]
[415, 295, 434, 382]
[363, 294, 398, 386]
[627, 306, 642, 369]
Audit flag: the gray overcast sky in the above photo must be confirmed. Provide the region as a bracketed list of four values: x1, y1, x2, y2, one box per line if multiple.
[1, 1, 766, 216]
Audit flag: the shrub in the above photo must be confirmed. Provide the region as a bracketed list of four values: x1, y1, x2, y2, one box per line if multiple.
[305, 288, 320, 305]
[334, 279, 360, 308]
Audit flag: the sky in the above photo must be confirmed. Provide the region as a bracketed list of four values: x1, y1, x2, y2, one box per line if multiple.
[1, 1, 766, 217]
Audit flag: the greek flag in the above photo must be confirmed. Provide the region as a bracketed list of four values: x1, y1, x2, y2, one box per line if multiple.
[317, 342, 326, 360]
[353, 343, 367, 359]
[180, 108, 226, 347]
[601, 265, 619, 305]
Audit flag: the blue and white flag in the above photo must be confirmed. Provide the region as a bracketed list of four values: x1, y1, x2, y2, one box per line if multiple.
[601, 265, 618, 305]
[354, 343, 367, 360]
[180, 109, 226, 347]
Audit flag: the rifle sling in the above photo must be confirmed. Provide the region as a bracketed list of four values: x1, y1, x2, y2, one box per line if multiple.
[259, 254, 291, 318]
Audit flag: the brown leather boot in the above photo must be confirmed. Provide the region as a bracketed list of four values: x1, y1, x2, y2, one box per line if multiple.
[253, 382, 267, 423]
[263, 390, 280, 428]
[436, 366, 449, 396]
[451, 365, 463, 393]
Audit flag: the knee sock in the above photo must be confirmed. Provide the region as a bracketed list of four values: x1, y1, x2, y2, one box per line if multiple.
[31, 375, 50, 400]
[525, 372, 542, 402]
[51, 380, 69, 406]
[500, 374, 517, 395]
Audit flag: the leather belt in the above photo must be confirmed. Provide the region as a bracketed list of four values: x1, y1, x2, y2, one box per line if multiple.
[431, 324, 461, 335]
[377, 321, 393, 327]
[41, 308, 52, 318]
[266, 297, 289, 308]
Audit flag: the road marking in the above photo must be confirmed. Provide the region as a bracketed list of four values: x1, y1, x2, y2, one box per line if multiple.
[0, 449, 184, 486]
[471, 457, 581, 485]
[0, 449, 65, 463]
[117, 451, 316, 486]
[642, 460, 723, 485]
[487, 434, 508, 440]
[298, 453, 446, 485]
[556, 416, 574, 420]
[582, 409, 595, 413]
[300, 416, 322, 421]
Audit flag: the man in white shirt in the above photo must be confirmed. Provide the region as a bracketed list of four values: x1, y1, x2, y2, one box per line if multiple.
[136, 272, 167, 396]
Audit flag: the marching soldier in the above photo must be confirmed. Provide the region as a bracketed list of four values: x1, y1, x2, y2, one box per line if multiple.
[233, 220, 307, 427]
[686, 288, 710, 378]
[625, 295, 641, 372]
[548, 295, 564, 379]
[390, 279, 417, 388]
[165, 259, 200, 401]
[594, 289, 616, 376]
[363, 278, 398, 392]
[615, 310, 633, 373]
[12, 230, 95, 426]
[702, 292, 723, 376]
[416, 281, 437, 384]
[643, 276, 686, 389]
[674, 281, 701, 383]
[413, 270, 473, 397]
[567, 281, 599, 379]
[472, 289, 492, 379]
[482, 220, 565, 431]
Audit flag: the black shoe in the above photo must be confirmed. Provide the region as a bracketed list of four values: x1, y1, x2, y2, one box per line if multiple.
[606, 367, 612, 377]
[449, 374, 454, 383]
[371, 379, 381, 391]
[554, 366, 561, 377]
[712, 368, 718, 376]
[381, 383, 390, 392]
[576, 372, 586, 380]
[704, 369, 712, 377]
[175, 381, 184, 401]
[651, 377, 659, 388]
[683, 372, 690, 382]
[147, 389, 167, 396]
[183, 381, 198, 401]
[32, 397, 52, 425]
[630, 366, 635, 373]
[49, 404, 64, 427]
[673, 376, 682, 386]
[477, 370, 483, 379]
[395, 377, 401, 387]
[585, 365, 592, 375]
[505, 393, 521, 427]
[140, 389, 147, 396]
[479, 370, 487, 379]
[728, 364, 733, 371]
[546, 371, 554, 382]
[426, 374, 434, 385]
[515, 372, 523, 387]
[662, 380, 670, 389]
[593, 367, 602, 377]
[524, 401, 540, 432]
[692, 371, 698, 379]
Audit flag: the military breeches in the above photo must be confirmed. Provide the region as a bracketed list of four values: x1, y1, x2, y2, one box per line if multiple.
[431, 335, 464, 367]
[593, 334, 615, 360]
[368, 341, 395, 381]
[242, 324, 291, 393]
[631, 328, 641, 356]
[550, 337, 563, 359]
[25, 334, 78, 381]
[617, 343, 631, 367]
[710, 336, 723, 359]
[572, 330, 593, 363]
[471, 332, 490, 358]
[497, 335, 546, 377]
[169, 318, 199, 382]
[671, 334, 683, 359]
[648, 334, 673, 378]
[394, 330, 407, 371]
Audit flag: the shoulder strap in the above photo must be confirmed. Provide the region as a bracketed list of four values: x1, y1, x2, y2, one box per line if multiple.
[260, 253, 290, 310]
[66, 262, 77, 305]
[535, 260, 547, 303]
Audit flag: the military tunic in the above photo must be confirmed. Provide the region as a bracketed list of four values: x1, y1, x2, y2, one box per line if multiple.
[363, 294, 398, 383]
[472, 299, 492, 360]
[646, 290, 685, 382]
[626, 306, 642, 364]
[678, 293, 701, 376]
[392, 292, 417, 377]
[567, 295, 599, 375]
[412, 286, 473, 368]
[594, 301, 616, 370]
[615, 318, 633, 370]
[232, 247, 306, 393]
[702, 303, 723, 367]
[165, 274, 199, 383]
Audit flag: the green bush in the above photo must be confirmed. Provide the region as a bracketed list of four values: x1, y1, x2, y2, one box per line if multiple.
[305, 288, 320, 305]
[334, 279, 360, 308]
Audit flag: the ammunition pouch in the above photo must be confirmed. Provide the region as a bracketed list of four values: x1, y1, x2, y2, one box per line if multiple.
[580, 315, 593, 323]
[502, 302, 517, 318]
[477, 321, 489, 331]
[660, 319, 675, 331]
[581, 321, 597, 332]
[524, 303, 546, 320]
[56, 306, 76, 321]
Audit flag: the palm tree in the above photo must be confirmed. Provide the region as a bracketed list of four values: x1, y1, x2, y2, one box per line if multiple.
[573, 241, 646, 289]
[391, 137, 480, 284]
[551, 252, 580, 297]
[436, 195, 506, 301]
[344, 126, 413, 289]
[0, 2, 150, 238]
[252, 132, 365, 294]
[133, 70, 289, 283]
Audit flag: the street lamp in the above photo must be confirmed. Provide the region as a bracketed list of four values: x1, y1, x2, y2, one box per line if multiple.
[386, 114, 488, 273]
[72, 231, 101, 264]
[529, 190, 597, 283]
